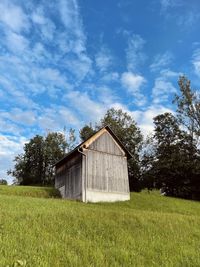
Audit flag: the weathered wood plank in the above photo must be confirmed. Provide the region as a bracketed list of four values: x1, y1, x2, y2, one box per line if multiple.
[89, 132, 125, 156]
[87, 150, 129, 193]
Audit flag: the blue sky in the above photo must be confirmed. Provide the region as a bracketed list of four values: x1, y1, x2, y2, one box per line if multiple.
[0, 0, 200, 182]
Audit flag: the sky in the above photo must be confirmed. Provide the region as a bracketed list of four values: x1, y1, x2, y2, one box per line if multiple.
[0, 0, 200, 183]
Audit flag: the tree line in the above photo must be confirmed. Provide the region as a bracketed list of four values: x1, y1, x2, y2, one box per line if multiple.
[7, 76, 200, 200]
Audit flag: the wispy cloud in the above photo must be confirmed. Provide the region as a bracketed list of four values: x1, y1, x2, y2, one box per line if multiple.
[159, 0, 200, 29]
[150, 51, 173, 72]
[177, 11, 200, 28]
[133, 105, 174, 135]
[95, 47, 113, 72]
[192, 48, 200, 77]
[0, 0, 30, 33]
[65, 90, 106, 122]
[0, 0, 95, 182]
[121, 72, 146, 106]
[126, 34, 146, 72]
[0, 135, 27, 183]
[152, 69, 179, 104]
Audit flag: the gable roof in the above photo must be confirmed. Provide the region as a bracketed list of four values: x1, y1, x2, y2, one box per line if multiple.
[55, 125, 132, 167]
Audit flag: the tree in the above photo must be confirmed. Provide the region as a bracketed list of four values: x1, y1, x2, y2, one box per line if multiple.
[80, 108, 143, 191]
[149, 112, 200, 199]
[8, 130, 75, 185]
[174, 76, 200, 140]
[140, 135, 157, 191]
[8, 135, 45, 185]
[43, 132, 68, 185]
[80, 124, 96, 142]
[0, 179, 7, 185]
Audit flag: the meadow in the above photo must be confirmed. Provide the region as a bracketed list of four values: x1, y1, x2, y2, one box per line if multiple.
[0, 185, 200, 267]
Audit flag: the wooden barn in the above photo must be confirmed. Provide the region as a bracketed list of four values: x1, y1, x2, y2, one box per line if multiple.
[55, 126, 131, 202]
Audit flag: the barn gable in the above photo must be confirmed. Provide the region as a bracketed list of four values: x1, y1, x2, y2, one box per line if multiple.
[87, 130, 125, 156]
[80, 126, 131, 159]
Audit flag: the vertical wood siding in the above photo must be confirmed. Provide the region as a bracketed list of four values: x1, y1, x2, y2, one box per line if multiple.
[89, 132, 125, 156]
[86, 150, 129, 193]
[55, 154, 82, 200]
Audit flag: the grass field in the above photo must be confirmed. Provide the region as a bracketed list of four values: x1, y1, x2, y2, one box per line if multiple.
[0, 186, 200, 267]
[0, 185, 60, 199]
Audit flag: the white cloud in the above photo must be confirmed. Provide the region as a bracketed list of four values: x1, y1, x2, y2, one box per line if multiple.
[96, 86, 117, 105]
[121, 72, 146, 93]
[152, 77, 177, 104]
[177, 12, 200, 28]
[65, 53, 92, 81]
[0, 118, 22, 135]
[101, 72, 119, 82]
[38, 106, 80, 130]
[32, 8, 46, 25]
[121, 72, 146, 106]
[159, 69, 181, 78]
[1, 108, 37, 126]
[0, 135, 27, 183]
[160, 0, 182, 11]
[192, 48, 200, 77]
[126, 34, 146, 72]
[65, 91, 106, 122]
[150, 51, 173, 72]
[0, 1, 30, 33]
[6, 31, 29, 53]
[132, 105, 174, 136]
[59, 0, 85, 42]
[95, 47, 113, 72]
[0, 0, 97, 183]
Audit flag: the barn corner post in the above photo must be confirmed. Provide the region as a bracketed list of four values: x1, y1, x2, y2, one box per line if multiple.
[78, 148, 87, 203]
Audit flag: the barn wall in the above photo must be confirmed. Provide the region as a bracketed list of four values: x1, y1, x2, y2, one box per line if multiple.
[89, 131, 125, 156]
[86, 150, 129, 193]
[83, 148, 130, 202]
[55, 154, 82, 200]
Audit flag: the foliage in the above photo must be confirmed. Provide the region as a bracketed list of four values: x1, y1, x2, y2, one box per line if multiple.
[140, 76, 200, 200]
[141, 112, 200, 200]
[0, 179, 7, 185]
[79, 124, 96, 142]
[174, 76, 200, 138]
[80, 108, 143, 191]
[0, 189, 200, 266]
[8, 130, 76, 185]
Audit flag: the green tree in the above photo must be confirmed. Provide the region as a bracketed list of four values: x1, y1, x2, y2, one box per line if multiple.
[150, 112, 200, 199]
[8, 135, 45, 185]
[0, 179, 8, 185]
[174, 76, 200, 139]
[44, 132, 68, 185]
[79, 124, 96, 142]
[8, 130, 75, 185]
[140, 135, 157, 191]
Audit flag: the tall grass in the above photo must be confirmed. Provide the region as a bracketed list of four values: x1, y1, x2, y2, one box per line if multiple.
[0, 186, 200, 266]
[0, 185, 60, 198]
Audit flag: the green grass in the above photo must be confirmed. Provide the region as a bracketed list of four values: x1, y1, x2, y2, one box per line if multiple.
[0, 186, 200, 267]
[0, 185, 60, 198]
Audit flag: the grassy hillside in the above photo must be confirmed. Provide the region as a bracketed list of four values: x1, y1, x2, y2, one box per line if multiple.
[0, 185, 60, 198]
[0, 186, 200, 267]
